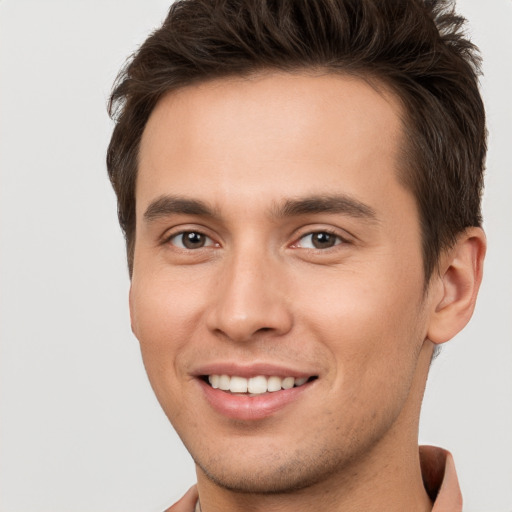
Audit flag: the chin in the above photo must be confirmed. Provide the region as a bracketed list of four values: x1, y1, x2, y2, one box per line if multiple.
[192, 445, 350, 495]
[198, 464, 326, 494]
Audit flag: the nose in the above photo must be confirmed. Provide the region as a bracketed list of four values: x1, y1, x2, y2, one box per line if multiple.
[205, 248, 293, 343]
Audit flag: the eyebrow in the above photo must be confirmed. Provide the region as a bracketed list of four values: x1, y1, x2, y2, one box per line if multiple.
[144, 195, 218, 222]
[273, 195, 378, 222]
[143, 193, 378, 223]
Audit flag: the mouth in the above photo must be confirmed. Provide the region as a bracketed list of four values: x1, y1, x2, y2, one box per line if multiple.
[202, 374, 318, 396]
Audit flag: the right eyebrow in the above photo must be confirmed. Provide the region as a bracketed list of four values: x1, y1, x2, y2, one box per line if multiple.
[143, 195, 218, 222]
[272, 194, 378, 223]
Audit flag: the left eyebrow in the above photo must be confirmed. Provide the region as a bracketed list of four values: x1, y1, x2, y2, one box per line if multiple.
[143, 195, 219, 222]
[271, 195, 378, 223]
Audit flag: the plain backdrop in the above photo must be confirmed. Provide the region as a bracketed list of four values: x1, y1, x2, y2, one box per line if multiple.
[0, 1, 511, 511]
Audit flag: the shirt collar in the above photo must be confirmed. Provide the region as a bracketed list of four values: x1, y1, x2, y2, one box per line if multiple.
[420, 445, 463, 511]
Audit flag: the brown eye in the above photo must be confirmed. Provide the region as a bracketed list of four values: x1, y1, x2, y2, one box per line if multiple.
[169, 231, 213, 249]
[298, 232, 342, 249]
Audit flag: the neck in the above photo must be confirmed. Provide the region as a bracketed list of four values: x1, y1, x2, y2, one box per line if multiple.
[196, 341, 435, 512]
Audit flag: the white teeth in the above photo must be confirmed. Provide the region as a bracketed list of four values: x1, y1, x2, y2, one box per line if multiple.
[208, 375, 220, 389]
[218, 374, 230, 391]
[248, 376, 268, 394]
[229, 376, 248, 393]
[281, 376, 295, 389]
[207, 374, 311, 395]
[267, 376, 282, 392]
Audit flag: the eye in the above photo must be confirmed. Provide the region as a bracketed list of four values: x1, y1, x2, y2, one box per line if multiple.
[168, 231, 216, 250]
[296, 231, 344, 249]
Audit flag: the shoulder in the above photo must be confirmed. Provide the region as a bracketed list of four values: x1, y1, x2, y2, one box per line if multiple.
[163, 485, 199, 512]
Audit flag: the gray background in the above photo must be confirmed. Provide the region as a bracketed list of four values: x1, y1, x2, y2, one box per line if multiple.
[1, 1, 511, 511]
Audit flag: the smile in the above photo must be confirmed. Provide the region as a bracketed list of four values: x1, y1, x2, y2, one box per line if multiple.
[206, 375, 313, 395]
[199, 371, 318, 420]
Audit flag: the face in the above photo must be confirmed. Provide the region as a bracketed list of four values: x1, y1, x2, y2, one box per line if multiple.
[131, 72, 436, 493]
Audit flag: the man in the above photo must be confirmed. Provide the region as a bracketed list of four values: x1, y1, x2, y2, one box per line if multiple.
[106, 0, 486, 510]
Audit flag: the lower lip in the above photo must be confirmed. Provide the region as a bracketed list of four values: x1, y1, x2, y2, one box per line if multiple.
[198, 379, 312, 421]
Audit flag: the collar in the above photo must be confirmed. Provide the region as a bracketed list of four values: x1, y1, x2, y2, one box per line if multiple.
[420, 445, 463, 511]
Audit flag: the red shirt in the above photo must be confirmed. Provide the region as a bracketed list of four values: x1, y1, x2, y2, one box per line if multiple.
[166, 445, 462, 511]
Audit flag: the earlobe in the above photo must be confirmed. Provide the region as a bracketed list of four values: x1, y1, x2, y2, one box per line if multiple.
[427, 227, 486, 344]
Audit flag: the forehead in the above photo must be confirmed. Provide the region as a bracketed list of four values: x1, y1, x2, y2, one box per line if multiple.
[137, 72, 408, 217]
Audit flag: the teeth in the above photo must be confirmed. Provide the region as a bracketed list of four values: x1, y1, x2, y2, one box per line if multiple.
[295, 377, 308, 386]
[267, 376, 282, 392]
[207, 375, 311, 395]
[209, 375, 220, 389]
[281, 377, 295, 389]
[248, 376, 267, 394]
[229, 376, 248, 393]
[218, 374, 230, 391]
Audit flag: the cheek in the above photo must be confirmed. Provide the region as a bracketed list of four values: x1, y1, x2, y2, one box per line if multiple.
[300, 262, 424, 344]
[131, 268, 207, 343]
[296, 264, 426, 402]
[129, 273, 208, 402]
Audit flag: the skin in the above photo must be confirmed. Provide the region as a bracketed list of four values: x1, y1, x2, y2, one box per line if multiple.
[130, 72, 486, 511]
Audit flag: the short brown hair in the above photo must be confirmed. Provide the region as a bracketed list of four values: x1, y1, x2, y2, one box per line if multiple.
[107, 0, 486, 279]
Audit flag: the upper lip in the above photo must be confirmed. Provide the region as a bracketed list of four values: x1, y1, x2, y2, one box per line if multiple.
[192, 362, 317, 379]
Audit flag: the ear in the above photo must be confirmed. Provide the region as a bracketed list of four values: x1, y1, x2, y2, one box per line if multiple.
[427, 227, 486, 345]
